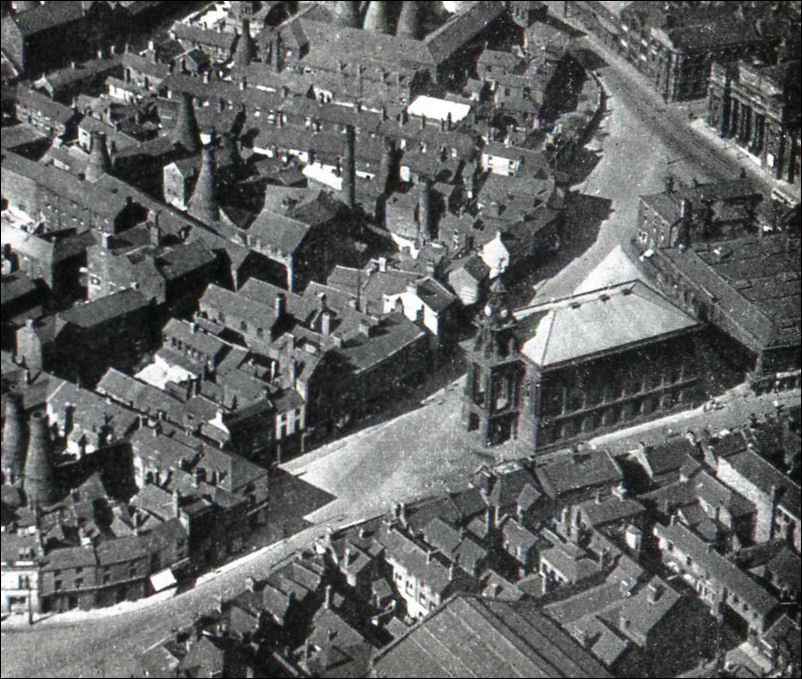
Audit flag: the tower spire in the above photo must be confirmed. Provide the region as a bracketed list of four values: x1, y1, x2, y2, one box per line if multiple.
[23, 411, 58, 509]
[2, 391, 26, 485]
[188, 145, 220, 224]
[173, 92, 201, 153]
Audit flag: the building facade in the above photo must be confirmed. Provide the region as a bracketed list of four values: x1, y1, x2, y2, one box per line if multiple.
[707, 60, 800, 188]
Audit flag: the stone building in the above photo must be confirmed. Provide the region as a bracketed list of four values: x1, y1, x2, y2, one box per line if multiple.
[462, 279, 704, 450]
[707, 59, 800, 188]
[568, 1, 787, 102]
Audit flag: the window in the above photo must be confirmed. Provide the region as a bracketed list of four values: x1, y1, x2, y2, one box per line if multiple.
[55, 580, 62, 591]
[19, 575, 31, 589]
[75, 567, 83, 575]
[103, 573, 111, 584]
[75, 578, 84, 588]
[240, 320, 248, 332]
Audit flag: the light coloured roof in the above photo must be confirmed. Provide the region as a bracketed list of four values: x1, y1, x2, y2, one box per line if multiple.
[518, 280, 699, 368]
[573, 245, 646, 294]
[406, 95, 471, 123]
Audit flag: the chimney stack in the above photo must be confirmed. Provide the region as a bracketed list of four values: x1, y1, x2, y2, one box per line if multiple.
[149, 211, 162, 247]
[188, 146, 220, 224]
[275, 292, 286, 319]
[418, 176, 432, 242]
[23, 411, 58, 508]
[1, 392, 26, 486]
[342, 124, 356, 209]
[272, 31, 282, 73]
[324, 584, 332, 609]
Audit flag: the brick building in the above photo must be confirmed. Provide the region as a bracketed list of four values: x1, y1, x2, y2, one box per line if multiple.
[634, 181, 801, 388]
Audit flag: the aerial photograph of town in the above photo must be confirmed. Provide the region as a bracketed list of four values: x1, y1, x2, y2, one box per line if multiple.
[0, 0, 799, 677]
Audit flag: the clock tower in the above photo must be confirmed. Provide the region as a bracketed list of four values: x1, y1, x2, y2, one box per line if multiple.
[462, 280, 525, 446]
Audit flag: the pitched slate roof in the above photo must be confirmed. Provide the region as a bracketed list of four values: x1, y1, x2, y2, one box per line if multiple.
[58, 289, 149, 328]
[10, 1, 86, 36]
[15, 86, 76, 124]
[654, 521, 777, 617]
[536, 452, 623, 499]
[517, 280, 699, 368]
[370, 594, 612, 678]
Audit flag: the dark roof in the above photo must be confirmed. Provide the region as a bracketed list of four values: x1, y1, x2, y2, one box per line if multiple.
[722, 448, 801, 517]
[9, 1, 87, 36]
[424, 1, 507, 64]
[15, 86, 76, 124]
[370, 594, 612, 678]
[171, 22, 237, 51]
[1, 271, 39, 307]
[248, 210, 310, 255]
[58, 289, 149, 328]
[537, 452, 623, 499]
[654, 521, 777, 617]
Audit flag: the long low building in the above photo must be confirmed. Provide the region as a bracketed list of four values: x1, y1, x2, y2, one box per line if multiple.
[369, 594, 613, 678]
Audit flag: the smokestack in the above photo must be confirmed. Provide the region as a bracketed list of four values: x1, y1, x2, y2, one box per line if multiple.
[397, 2, 424, 39]
[378, 136, 395, 195]
[364, 1, 391, 33]
[419, 176, 432, 242]
[342, 124, 356, 209]
[233, 19, 255, 67]
[334, 1, 360, 28]
[85, 131, 110, 183]
[172, 93, 201, 153]
[272, 31, 282, 73]
[23, 411, 58, 508]
[188, 146, 220, 224]
[1, 392, 26, 485]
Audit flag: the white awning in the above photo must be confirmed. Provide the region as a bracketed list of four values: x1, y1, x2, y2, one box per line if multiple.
[150, 568, 177, 592]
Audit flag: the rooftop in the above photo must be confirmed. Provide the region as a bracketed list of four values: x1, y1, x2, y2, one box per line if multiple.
[370, 594, 612, 678]
[517, 280, 700, 368]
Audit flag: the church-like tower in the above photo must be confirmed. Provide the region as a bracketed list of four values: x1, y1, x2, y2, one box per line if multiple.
[461, 280, 525, 446]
